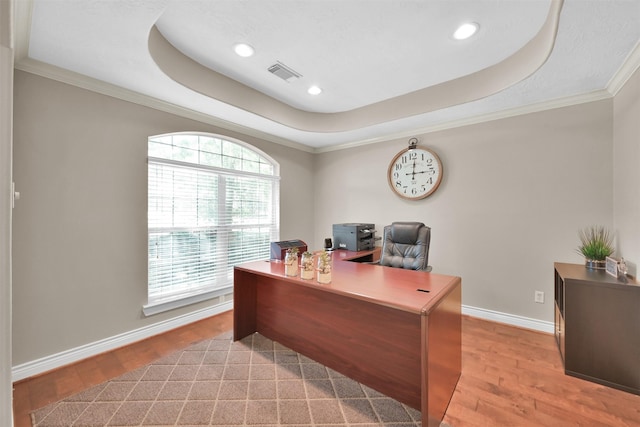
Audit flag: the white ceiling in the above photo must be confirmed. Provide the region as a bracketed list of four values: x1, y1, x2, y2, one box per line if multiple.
[15, 0, 640, 151]
[155, 1, 548, 113]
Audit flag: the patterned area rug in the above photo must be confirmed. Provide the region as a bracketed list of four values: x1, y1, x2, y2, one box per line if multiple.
[32, 331, 452, 426]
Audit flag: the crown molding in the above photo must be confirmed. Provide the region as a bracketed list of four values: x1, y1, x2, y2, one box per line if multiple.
[607, 40, 640, 97]
[320, 41, 640, 153]
[14, 57, 315, 153]
[13, 0, 32, 61]
[0, 0, 13, 49]
[316, 88, 613, 153]
[14, 2, 637, 156]
[13, 55, 623, 155]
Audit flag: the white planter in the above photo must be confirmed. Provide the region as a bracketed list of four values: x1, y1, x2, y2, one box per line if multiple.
[284, 252, 298, 277]
[300, 252, 314, 280]
[317, 271, 331, 284]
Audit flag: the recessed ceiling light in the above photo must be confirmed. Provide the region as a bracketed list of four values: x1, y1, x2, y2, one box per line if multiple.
[308, 85, 322, 95]
[453, 22, 479, 40]
[234, 43, 254, 57]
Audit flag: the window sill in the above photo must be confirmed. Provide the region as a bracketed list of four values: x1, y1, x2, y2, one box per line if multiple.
[142, 286, 233, 317]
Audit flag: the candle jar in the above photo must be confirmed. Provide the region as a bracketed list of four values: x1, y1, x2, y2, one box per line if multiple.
[284, 250, 298, 277]
[300, 251, 314, 280]
[317, 250, 332, 284]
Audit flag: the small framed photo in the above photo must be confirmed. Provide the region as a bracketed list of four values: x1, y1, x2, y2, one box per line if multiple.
[605, 256, 619, 277]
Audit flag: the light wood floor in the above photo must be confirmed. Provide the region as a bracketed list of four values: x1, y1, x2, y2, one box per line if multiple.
[13, 312, 640, 427]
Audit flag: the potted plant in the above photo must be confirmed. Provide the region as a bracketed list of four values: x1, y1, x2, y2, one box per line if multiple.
[576, 226, 614, 270]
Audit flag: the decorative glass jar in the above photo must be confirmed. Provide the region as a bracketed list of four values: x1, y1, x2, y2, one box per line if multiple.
[317, 250, 332, 284]
[284, 249, 299, 277]
[300, 251, 314, 280]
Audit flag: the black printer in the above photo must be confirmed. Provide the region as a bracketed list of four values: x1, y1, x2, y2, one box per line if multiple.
[332, 223, 376, 251]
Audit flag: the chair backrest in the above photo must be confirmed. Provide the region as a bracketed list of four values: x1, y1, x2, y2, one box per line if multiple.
[379, 222, 431, 271]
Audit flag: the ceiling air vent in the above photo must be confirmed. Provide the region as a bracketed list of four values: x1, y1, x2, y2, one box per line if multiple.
[268, 61, 302, 82]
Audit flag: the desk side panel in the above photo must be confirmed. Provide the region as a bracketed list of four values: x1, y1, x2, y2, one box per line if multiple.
[233, 268, 258, 341]
[422, 279, 462, 427]
[254, 274, 423, 409]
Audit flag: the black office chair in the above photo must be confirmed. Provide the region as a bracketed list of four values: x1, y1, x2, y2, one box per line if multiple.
[378, 222, 432, 272]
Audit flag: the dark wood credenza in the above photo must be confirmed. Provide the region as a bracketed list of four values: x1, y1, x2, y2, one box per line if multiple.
[554, 262, 640, 395]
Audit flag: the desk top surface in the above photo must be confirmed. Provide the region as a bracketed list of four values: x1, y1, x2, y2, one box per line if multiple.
[235, 249, 461, 315]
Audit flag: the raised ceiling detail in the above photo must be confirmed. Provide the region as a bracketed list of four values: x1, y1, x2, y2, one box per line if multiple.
[153, 0, 554, 114]
[16, 0, 640, 149]
[149, 0, 563, 133]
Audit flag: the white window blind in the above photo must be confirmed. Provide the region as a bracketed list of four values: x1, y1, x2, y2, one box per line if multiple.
[147, 133, 279, 311]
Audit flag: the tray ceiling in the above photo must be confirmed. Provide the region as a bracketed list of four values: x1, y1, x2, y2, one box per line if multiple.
[15, 0, 640, 150]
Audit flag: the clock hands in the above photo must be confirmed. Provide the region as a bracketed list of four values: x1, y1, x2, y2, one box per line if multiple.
[409, 159, 417, 180]
[405, 158, 436, 178]
[405, 169, 434, 177]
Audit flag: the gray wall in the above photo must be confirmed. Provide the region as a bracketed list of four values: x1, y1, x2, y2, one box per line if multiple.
[314, 99, 614, 321]
[613, 66, 640, 276]
[1, 0, 14, 420]
[12, 71, 314, 365]
[12, 65, 638, 368]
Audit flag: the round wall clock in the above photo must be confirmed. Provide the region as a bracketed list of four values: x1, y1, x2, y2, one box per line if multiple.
[387, 138, 443, 200]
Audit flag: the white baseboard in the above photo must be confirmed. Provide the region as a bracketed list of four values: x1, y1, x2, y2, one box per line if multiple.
[463, 304, 554, 334]
[12, 301, 233, 382]
[12, 301, 552, 382]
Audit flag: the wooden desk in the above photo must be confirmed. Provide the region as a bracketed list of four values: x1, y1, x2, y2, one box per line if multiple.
[234, 249, 462, 427]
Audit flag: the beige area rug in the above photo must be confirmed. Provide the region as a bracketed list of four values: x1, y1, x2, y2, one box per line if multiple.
[32, 331, 452, 426]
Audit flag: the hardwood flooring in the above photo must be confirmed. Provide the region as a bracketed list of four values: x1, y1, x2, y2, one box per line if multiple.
[13, 312, 640, 427]
[12, 311, 233, 427]
[445, 317, 639, 427]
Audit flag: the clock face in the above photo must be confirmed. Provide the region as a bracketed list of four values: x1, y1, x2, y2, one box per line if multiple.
[387, 146, 443, 200]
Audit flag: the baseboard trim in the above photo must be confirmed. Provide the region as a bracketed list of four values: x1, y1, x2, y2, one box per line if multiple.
[463, 304, 554, 334]
[11, 301, 233, 382]
[12, 302, 553, 382]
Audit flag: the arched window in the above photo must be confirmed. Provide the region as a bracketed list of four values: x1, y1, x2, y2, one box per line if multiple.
[145, 132, 280, 314]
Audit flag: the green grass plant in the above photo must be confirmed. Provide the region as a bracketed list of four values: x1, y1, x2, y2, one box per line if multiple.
[576, 226, 614, 261]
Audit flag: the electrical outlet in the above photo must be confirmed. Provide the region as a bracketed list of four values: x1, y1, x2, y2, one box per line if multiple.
[534, 290, 545, 304]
